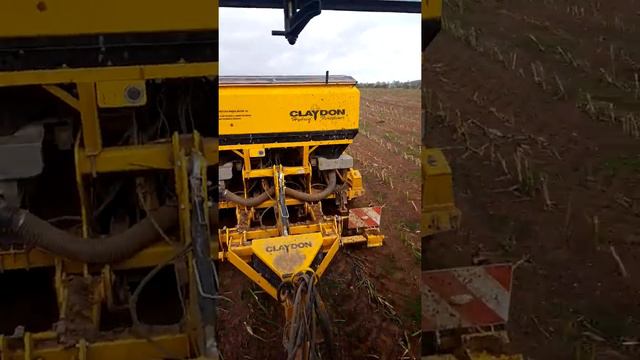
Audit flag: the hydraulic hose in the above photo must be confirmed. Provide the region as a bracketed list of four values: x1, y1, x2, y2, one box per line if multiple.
[0, 201, 177, 264]
[220, 187, 275, 207]
[220, 171, 337, 206]
[284, 171, 337, 202]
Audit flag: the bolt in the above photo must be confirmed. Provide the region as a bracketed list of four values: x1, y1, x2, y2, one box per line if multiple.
[125, 85, 143, 103]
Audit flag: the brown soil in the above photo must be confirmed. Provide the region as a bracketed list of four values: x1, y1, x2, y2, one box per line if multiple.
[217, 88, 422, 359]
[424, 1, 640, 359]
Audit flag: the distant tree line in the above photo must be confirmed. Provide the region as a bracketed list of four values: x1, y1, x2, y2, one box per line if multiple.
[357, 80, 421, 89]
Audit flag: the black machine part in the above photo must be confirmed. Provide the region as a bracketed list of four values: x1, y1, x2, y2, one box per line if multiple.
[220, 170, 337, 207]
[219, 0, 421, 45]
[272, 0, 322, 45]
[189, 154, 219, 357]
[0, 199, 177, 264]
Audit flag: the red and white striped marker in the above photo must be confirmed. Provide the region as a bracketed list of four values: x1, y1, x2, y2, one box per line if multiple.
[422, 264, 513, 332]
[348, 206, 382, 229]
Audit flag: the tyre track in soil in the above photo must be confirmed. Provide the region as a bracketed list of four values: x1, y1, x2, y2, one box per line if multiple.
[424, 27, 640, 359]
[216, 89, 422, 359]
[443, 1, 640, 118]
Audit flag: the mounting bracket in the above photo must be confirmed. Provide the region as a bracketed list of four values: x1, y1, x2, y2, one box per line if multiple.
[272, 0, 322, 45]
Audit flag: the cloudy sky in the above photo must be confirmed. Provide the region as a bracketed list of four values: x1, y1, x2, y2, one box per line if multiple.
[220, 8, 420, 83]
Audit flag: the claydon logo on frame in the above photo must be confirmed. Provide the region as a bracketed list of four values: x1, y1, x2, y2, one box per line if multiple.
[289, 109, 346, 120]
[266, 241, 313, 253]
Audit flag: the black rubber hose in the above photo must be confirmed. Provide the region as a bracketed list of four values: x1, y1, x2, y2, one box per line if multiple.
[0, 202, 177, 264]
[220, 187, 275, 207]
[284, 171, 337, 202]
[315, 291, 337, 360]
[220, 171, 337, 206]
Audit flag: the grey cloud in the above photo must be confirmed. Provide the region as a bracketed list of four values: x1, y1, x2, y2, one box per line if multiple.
[220, 8, 420, 83]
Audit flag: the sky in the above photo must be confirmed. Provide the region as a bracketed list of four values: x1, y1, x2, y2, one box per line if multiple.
[220, 8, 420, 83]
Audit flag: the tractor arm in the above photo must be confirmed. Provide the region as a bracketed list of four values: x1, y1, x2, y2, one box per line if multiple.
[220, 0, 420, 44]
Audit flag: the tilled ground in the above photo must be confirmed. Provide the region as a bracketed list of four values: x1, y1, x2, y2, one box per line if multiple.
[424, 1, 640, 359]
[217, 88, 422, 359]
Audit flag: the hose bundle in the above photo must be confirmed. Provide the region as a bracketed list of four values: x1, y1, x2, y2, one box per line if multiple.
[284, 271, 335, 360]
[221, 170, 337, 207]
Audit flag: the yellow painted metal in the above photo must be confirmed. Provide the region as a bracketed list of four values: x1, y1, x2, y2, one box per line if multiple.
[273, 164, 286, 234]
[219, 139, 352, 152]
[252, 233, 324, 278]
[75, 138, 218, 174]
[340, 235, 368, 245]
[422, 147, 460, 236]
[249, 147, 266, 157]
[365, 233, 384, 248]
[0, 242, 207, 271]
[0, 248, 55, 271]
[54, 261, 67, 325]
[0, 335, 5, 360]
[42, 85, 80, 110]
[458, 332, 524, 360]
[226, 222, 339, 259]
[345, 169, 365, 199]
[112, 242, 185, 270]
[341, 232, 382, 248]
[77, 82, 102, 156]
[227, 249, 278, 299]
[219, 82, 359, 136]
[422, 0, 442, 20]
[96, 80, 147, 108]
[172, 134, 192, 251]
[73, 135, 90, 239]
[246, 166, 307, 178]
[222, 222, 338, 246]
[315, 232, 341, 277]
[24, 332, 32, 360]
[0, 63, 217, 88]
[1, 332, 191, 360]
[221, 217, 342, 300]
[0, 0, 216, 37]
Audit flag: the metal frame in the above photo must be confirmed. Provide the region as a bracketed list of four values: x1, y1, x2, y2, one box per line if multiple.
[0, 59, 218, 358]
[218, 139, 361, 209]
[219, 138, 381, 302]
[0, 332, 191, 360]
[220, 0, 421, 13]
[220, 0, 419, 44]
[422, 148, 460, 236]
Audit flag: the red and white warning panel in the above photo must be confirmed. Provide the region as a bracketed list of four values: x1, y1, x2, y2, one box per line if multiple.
[422, 264, 513, 332]
[348, 206, 382, 229]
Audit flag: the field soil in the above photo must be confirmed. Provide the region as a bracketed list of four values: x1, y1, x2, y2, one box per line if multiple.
[217, 88, 422, 359]
[424, 1, 640, 359]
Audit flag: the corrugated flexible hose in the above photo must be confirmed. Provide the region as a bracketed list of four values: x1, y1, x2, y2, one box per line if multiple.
[221, 170, 337, 207]
[0, 201, 177, 264]
[221, 187, 275, 207]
